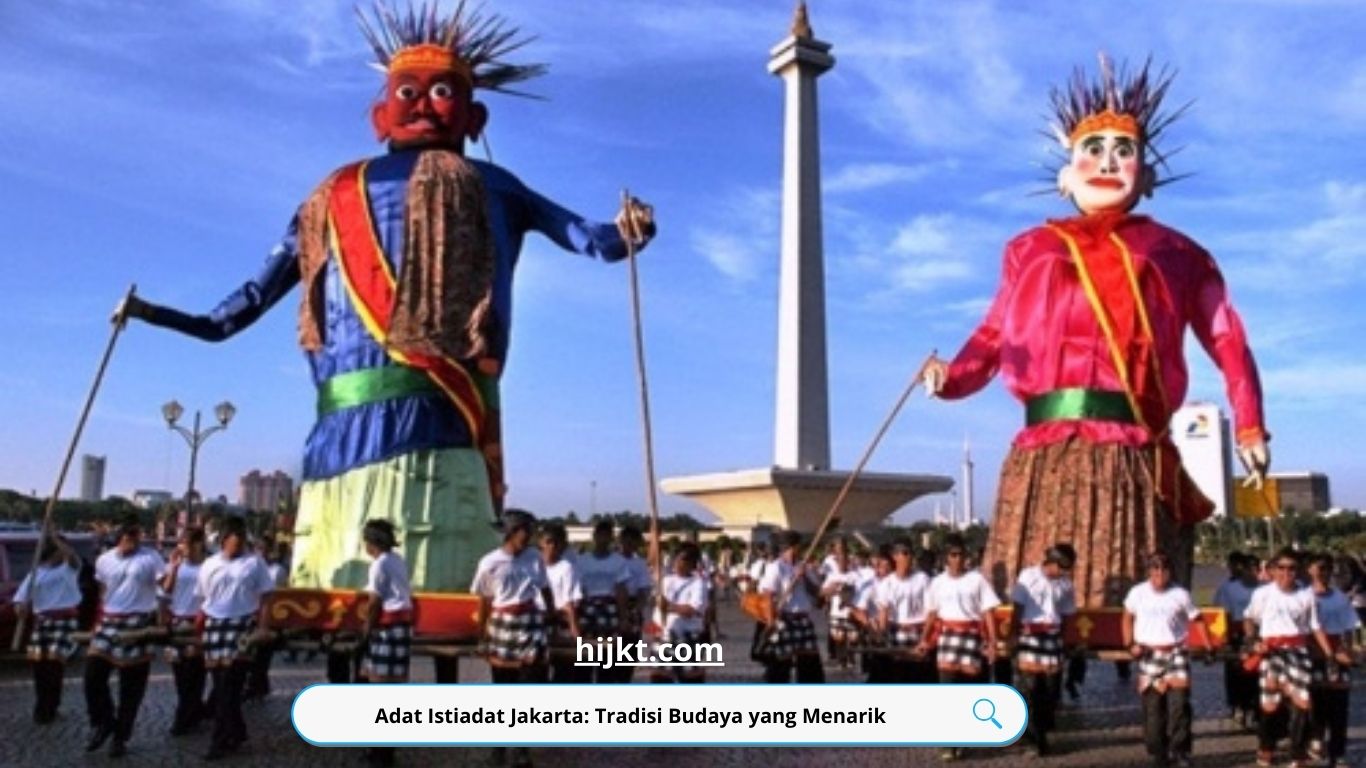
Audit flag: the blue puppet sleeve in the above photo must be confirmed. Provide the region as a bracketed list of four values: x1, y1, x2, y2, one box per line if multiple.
[142, 218, 302, 341]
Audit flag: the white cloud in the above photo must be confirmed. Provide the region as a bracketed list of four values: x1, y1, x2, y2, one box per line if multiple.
[689, 187, 779, 284]
[825, 161, 938, 194]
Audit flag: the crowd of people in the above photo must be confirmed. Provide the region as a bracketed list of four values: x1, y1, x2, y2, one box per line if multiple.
[10, 514, 1364, 767]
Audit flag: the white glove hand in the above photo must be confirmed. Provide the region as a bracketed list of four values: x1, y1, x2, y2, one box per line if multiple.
[922, 357, 948, 398]
[1238, 440, 1270, 490]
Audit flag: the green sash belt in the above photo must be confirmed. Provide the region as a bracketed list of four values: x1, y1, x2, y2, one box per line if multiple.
[317, 366, 440, 417]
[1026, 388, 1135, 427]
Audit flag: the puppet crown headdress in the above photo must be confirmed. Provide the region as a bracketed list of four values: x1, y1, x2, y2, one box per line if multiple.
[1047, 53, 1190, 183]
[357, 1, 546, 96]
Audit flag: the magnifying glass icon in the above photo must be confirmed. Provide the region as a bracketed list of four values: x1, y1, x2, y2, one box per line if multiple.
[972, 698, 1002, 729]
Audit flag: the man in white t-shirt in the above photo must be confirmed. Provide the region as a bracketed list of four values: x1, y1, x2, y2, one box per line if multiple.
[14, 531, 83, 725]
[877, 539, 931, 683]
[575, 520, 631, 684]
[538, 521, 583, 684]
[1244, 548, 1340, 768]
[160, 527, 208, 736]
[1307, 553, 1359, 768]
[758, 530, 825, 683]
[1010, 543, 1077, 756]
[851, 546, 892, 683]
[617, 525, 654, 684]
[919, 534, 1000, 763]
[918, 535, 1000, 682]
[1213, 551, 1260, 727]
[84, 516, 165, 758]
[196, 516, 276, 761]
[1122, 552, 1208, 768]
[655, 542, 711, 683]
[820, 537, 859, 669]
[471, 511, 554, 768]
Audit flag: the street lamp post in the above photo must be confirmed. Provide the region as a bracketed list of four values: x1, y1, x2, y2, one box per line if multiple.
[162, 399, 236, 528]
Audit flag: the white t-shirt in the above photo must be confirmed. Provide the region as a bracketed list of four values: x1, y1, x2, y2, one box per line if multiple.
[1246, 583, 1320, 638]
[877, 571, 930, 625]
[854, 572, 884, 615]
[1123, 581, 1201, 645]
[659, 573, 709, 635]
[622, 554, 653, 597]
[759, 559, 816, 614]
[926, 570, 1001, 622]
[1011, 565, 1077, 627]
[540, 559, 582, 612]
[471, 547, 547, 608]
[14, 563, 82, 613]
[821, 567, 859, 620]
[747, 558, 768, 582]
[197, 552, 276, 619]
[1213, 578, 1256, 622]
[164, 560, 204, 618]
[365, 551, 413, 613]
[577, 552, 629, 598]
[1313, 588, 1362, 636]
[96, 546, 165, 614]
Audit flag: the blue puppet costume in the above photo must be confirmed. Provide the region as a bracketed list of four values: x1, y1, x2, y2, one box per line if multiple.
[118, 3, 655, 595]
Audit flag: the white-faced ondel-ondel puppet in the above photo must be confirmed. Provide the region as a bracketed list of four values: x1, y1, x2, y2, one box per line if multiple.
[113, 2, 655, 599]
[923, 55, 1269, 607]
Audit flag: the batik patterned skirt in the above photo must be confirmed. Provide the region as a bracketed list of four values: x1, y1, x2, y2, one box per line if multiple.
[1259, 645, 1312, 711]
[577, 596, 620, 641]
[764, 612, 819, 660]
[164, 615, 202, 663]
[984, 439, 1194, 608]
[1137, 646, 1191, 693]
[936, 625, 985, 676]
[363, 622, 413, 682]
[202, 614, 257, 668]
[1016, 630, 1065, 675]
[485, 606, 546, 668]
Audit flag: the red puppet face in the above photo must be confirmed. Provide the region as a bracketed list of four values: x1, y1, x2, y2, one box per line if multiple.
[371, 63, 487, 150]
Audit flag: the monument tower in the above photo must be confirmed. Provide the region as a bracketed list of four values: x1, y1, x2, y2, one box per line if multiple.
[661, 3, 952, 535]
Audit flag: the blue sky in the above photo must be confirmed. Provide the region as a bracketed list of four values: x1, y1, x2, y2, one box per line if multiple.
[2, 0, 1363, 522]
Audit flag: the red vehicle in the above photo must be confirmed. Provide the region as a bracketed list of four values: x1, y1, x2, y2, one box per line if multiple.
[0, 529, 101, 658]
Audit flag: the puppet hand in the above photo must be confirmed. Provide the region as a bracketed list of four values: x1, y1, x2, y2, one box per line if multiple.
[111, 294, 150, 328]
[923, 356, 948, 398]
[1238, 440, 1271, 490]
[616, 195, 656, 250]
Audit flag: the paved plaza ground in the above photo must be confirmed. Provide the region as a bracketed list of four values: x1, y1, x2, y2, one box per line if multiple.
[1, 595, 1361, 768]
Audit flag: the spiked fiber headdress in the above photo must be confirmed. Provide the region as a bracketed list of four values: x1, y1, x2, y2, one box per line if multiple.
[1048, 53, 1190, 180]
[357, 1, 546, 95]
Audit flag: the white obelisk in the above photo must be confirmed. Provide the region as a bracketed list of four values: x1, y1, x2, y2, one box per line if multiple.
[769, 2, 833, 471]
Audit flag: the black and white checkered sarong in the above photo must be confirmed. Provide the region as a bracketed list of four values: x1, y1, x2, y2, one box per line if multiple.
[202, 614, 256, 668]
[1137, 647, 1191, 693]
[1260, 646, 1313, 711]
[660, 627, 712, 680]
[937, 627, 985, 675]
[28, 613, 79, 661]
[577, 596, 620, 640]
[890, 622, 923, 649]
[363, 622, 412, 681]
[1016, 631, 1065, 675]
[829, 615, 859, 643]
[765, 613, 819, 659]
[163, 616, 201, 663]
[485, 608, 546, 666]
[89, 612, 154, 666]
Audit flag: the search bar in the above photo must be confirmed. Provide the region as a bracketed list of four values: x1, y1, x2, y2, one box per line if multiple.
[293, 683, 1027, 746]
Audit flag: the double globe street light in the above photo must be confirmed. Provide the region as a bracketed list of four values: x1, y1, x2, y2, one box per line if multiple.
[162, 399, 236, 527]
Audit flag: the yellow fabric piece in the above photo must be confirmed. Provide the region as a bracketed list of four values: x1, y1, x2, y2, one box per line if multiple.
[290, 448, 500, 591]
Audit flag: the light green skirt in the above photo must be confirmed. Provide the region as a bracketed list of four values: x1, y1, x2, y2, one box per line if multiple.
[289, 448, 500, 591]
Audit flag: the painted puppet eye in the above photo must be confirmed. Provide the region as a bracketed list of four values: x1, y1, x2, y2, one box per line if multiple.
[430, 82, 454, 100]
[395, 84, 419, 100]
[1116, 144, 1136, 159]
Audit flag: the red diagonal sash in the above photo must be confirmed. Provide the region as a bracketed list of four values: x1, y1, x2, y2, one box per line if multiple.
[327, 161, 489, 450]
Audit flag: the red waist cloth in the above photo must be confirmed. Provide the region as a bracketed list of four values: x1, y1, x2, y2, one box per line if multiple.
[1264, 635, 1307, 650]
[379, 609, 413, 626]
[941, 620, 982, 633]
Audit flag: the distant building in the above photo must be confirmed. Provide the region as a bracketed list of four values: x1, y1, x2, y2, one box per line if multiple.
[239, 470, 293, 513]
[132, 489, 174, 509]
[1267, 472, 1332, 514]
[80, 454, 106, 502]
